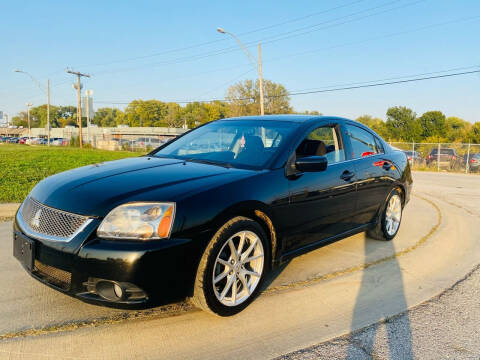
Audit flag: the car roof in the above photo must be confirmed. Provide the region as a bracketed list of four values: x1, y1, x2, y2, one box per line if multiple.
[219, 114, 350, 123]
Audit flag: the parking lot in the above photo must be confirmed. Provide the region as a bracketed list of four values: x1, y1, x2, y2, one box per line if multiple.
[0, 171, 479, 359]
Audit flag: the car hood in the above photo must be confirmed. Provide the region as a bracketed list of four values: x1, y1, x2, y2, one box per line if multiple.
[30, 156, 253, 217]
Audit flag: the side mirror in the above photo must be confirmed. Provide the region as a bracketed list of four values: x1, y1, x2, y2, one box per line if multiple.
[295, 155, 328, 172]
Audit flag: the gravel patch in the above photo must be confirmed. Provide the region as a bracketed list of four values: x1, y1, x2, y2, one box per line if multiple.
[276, 264, 480, 360]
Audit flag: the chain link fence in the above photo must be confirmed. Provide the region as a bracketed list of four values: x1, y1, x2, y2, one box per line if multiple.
[390, 142, 480, 174]
[85, 133, 176, 153]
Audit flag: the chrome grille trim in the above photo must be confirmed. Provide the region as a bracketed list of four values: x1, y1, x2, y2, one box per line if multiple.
[17, 197, 93, 242]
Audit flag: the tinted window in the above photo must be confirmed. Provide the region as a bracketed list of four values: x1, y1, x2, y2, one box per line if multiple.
[296, 125, 345, 164]
[345, 124, 380, 159]
[374, 137, 384, 154]
[154, 120, 297, 169]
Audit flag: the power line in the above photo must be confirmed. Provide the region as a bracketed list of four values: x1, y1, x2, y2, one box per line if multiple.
[90, 0, 419, 76]
[262, 15, 480, 66]
[10, 13, 480, 104]
[78, 0, 369, 69]
[285, 69, 480, 97]
[95, 67, 480, 105]
[288, 65, 480, 93]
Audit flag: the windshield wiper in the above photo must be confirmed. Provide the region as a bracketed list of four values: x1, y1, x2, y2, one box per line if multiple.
[184, 158, 232, 168]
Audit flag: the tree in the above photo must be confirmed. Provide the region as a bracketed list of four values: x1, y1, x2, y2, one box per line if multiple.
[418, 111, 446, 139]
[445, 116, 472, 142]
[203, 101, 228, 123]
[296, 110, 322, 115]
[57, 106, 78, 127]
[356, 115, 388, 138]
[164, 102, 183, 128]
[124, 100, 168, 127]
[12, 112, 28, 127]
[92, 107, 124, 127]
[263, 80, 292, 114]
[469, 122, 480, 144]
[226, 79, 291, 116]
[385, 106, 421, 141]
[182, 102, 208, 128]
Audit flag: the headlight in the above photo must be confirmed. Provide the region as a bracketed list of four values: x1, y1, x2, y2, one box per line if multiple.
[97, 202, 175, 240]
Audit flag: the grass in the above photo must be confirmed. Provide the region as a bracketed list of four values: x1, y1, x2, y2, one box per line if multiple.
[0, 144, 141, 203]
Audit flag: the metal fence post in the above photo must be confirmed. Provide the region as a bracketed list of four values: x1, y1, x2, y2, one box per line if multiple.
[465, 143, 471, 174]
[412, 141, 415, 167]
[437, 142, 441, 172]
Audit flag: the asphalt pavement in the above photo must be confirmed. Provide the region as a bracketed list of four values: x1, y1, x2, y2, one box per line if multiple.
[0, 171, 478, 359]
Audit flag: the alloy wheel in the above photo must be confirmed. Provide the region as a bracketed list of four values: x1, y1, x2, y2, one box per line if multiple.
[385, 194, 402, 236]
[212, 231, 264, 307]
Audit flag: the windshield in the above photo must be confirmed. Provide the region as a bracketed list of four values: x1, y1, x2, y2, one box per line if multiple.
[152, 120, 298, 169]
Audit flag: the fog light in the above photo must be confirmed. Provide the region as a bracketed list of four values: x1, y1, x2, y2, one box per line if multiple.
[84, 277, 148, 302]
[113, 283, 123, 298]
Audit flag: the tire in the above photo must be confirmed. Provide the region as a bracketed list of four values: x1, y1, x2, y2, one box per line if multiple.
[367, 189, 403, 241]
[191, 216, 269, 316]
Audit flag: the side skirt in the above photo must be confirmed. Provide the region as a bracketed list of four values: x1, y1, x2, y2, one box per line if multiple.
[276, 223, 373, 265]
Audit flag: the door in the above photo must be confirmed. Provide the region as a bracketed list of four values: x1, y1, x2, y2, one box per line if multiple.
[283, 124, 358, 253]
[343, 124, 394, 225]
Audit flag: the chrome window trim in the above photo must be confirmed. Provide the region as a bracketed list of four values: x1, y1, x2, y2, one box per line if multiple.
[16, 200, 93, 243]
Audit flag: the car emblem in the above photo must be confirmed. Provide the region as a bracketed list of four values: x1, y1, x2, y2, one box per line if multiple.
[32, 209, 42, 228]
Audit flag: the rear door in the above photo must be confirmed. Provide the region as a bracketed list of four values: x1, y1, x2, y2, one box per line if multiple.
[283, 122, 358, 253]
[343, 124, 395, 225]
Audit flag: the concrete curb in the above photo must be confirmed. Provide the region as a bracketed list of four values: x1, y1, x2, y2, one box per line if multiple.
[0, 203, 20, 219]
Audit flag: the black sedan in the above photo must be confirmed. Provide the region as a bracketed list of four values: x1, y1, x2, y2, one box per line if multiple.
[13, 115, 412, 316]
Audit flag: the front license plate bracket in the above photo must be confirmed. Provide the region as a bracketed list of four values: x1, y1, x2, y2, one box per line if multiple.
[14, 234, 35, 271]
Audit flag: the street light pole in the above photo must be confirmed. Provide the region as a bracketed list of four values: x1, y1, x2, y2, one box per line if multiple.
[217, 28, 265, 115]
[258, 44, 265, 116]
[13, 69, 51, 145]
[26, 102, 32, 138]
[47, 79, 50, 146]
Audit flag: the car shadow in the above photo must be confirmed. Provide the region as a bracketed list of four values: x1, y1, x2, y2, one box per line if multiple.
[346, 234, 414, 359]
[260, 259, 292, 293]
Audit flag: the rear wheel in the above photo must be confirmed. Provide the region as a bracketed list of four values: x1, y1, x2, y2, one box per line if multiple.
[367, 189, 403, 241]
[191, 216, 269, 316]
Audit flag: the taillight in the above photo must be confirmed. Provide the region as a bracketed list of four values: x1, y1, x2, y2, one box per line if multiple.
[471, 158, 477, 163]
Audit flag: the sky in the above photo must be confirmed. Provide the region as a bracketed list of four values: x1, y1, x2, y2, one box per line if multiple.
[1, 0, 479, 123]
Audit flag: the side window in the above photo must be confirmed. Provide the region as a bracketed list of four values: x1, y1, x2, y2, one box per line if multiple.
[374, 137, 384, 154]
[296, 125, 345, 164]
[345, 125, 380, 159]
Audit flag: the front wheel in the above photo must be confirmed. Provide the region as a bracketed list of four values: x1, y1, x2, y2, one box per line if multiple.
[191, 216, 269, 316]
[367, 189, 403, 241]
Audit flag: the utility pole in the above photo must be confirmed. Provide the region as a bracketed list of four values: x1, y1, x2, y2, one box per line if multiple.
[258, 44, 265, 116]
[67, 69, 90, 148]
[85, 89, 93, 145]
[47, 79, 50, 146]
[26, 103, 32, 138]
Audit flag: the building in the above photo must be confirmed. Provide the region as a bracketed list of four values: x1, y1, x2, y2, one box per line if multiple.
[81, 95, 94, 121]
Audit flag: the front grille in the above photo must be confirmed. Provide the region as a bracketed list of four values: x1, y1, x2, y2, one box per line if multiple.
[34, 260, 72, 290]
[20, 197, 90, 241]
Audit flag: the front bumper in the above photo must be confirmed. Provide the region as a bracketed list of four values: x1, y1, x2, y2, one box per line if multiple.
[13, 218, 205, 308]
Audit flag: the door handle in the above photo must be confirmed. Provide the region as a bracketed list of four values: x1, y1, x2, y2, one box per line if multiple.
[340, 170, 355, 181]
